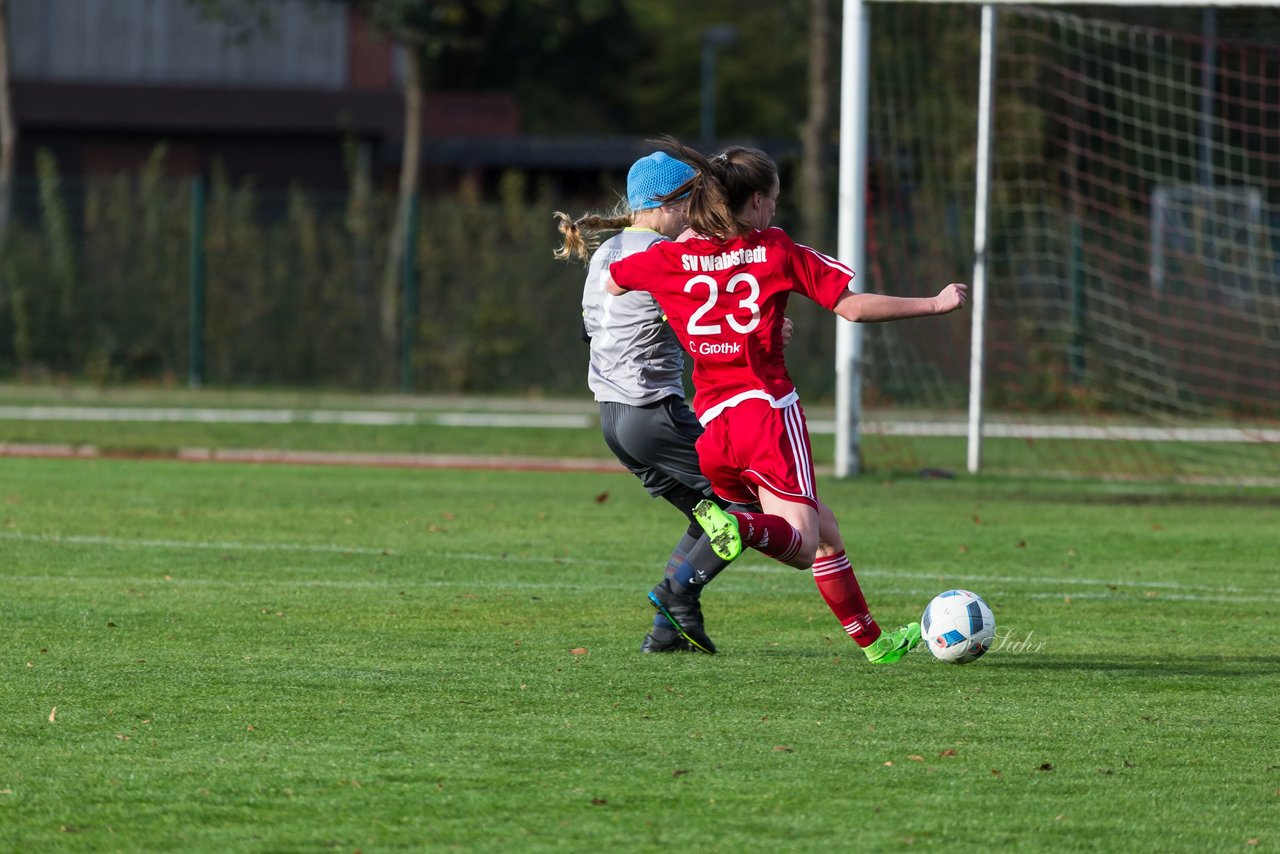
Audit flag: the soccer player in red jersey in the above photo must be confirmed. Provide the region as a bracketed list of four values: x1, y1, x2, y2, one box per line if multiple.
[607, 139, 968, 664]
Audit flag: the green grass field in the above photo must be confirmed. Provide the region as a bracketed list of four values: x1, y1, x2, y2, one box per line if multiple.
[2, 447, 1277, 851]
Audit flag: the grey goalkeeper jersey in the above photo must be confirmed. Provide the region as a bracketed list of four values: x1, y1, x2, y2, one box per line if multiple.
[582, 227, 686, 405]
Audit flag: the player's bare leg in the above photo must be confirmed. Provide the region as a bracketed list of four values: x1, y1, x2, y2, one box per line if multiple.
[755, 486, 819, 568]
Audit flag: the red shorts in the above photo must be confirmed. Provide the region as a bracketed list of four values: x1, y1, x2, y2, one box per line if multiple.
[695, 398, 818, 509]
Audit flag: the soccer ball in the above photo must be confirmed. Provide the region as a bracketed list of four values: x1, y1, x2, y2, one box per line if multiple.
[921, 589, 995, 664]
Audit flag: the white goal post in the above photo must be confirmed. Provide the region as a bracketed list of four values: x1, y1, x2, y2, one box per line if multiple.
[834, 0, 1280, 481]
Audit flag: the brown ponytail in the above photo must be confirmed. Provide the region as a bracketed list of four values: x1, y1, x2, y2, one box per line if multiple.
[552, 203, 633, 265]
[651, 135, 778, 240]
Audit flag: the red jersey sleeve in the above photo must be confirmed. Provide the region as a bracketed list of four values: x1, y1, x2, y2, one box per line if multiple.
[773, 228, 856, 310]
[609, 246, 663, 294]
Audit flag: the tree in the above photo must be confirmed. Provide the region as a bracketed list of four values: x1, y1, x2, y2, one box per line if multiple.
[0, 0, 14, 262]
[413, 0, 641, 134]
[798, 0, 833, 247]
[338, 0, 640, 379]
[188, 0, 440, 382]
[335, 1, 443, 378]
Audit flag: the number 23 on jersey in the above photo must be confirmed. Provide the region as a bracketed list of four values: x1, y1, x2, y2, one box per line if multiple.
[683, 273, 762, 336]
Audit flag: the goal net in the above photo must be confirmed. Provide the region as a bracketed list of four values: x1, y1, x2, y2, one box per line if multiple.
[852, 3, 1280, 483]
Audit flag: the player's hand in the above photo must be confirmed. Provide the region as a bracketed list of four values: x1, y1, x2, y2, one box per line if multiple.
[934, 283, 969, 314]
[781, 317, 794, 347]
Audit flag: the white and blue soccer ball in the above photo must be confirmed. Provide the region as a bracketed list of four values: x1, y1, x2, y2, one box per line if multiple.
[921, 589, 995, 664]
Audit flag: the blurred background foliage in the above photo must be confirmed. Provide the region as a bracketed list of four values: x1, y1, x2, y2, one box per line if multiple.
[1, 1, 1277, 420]
[0, 154, 589, 394]
[0, 0, 852, 396]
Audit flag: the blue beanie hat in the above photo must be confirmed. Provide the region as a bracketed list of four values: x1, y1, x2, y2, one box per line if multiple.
[627, 152, 697, 211]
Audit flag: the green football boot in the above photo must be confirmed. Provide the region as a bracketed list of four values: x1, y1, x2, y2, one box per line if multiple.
[864, 621, 922, 665]
[692, 500, 743, 562]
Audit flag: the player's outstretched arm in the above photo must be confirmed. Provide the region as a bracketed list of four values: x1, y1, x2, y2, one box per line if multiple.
[832, 283, 968, 323]
[602, 270, 627, 296]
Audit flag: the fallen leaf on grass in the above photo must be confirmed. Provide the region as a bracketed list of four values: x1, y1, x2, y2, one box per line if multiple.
[1039, 763, 1054, 771]
[48, 707, 56, 723]
[883, 761, 894, 767]
[672, 769, 688, 778]
[990, 769, 1002, 776]
[594, 492, 610, 504]
[569, 648, 588, 656]
[590, 798, 607, 806]
[907, 755, 925, 762]
[939, 749, 958, 757]
[773, 745, 794, 753]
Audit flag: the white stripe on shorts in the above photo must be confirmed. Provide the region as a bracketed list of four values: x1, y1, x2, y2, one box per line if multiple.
[782, 403, 815, 499]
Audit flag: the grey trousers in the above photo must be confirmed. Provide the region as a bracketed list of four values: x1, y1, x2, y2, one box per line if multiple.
[598, 397, 712, 499]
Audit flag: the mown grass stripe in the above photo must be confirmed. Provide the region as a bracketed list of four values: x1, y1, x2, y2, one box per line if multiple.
[3, 531, 1270, 598]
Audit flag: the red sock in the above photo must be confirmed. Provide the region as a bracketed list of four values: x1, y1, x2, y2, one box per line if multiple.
[729, 511, 802, 563]
[812, 550, 882, 647]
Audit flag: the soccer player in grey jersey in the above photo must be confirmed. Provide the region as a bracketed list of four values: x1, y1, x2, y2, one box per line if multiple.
[555, 152, 747, 654]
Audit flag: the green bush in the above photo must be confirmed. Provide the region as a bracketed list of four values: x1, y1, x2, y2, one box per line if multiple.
[0, 150, 611, 396]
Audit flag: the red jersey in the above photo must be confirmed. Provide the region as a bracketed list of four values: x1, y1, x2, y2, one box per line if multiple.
[609, 227, 854, 424]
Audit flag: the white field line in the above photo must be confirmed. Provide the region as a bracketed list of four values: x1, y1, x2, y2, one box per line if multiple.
[1, 571, 1271, 605]
[0, 405, 602, 430]
[0, 444, 628, 472]
[0, 530, 390, 555]
[2, 404, 1278, 443]
[0, 406, 592, 429]
[807, 419, 1280, 444]
[2, 531, 1271, 602]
